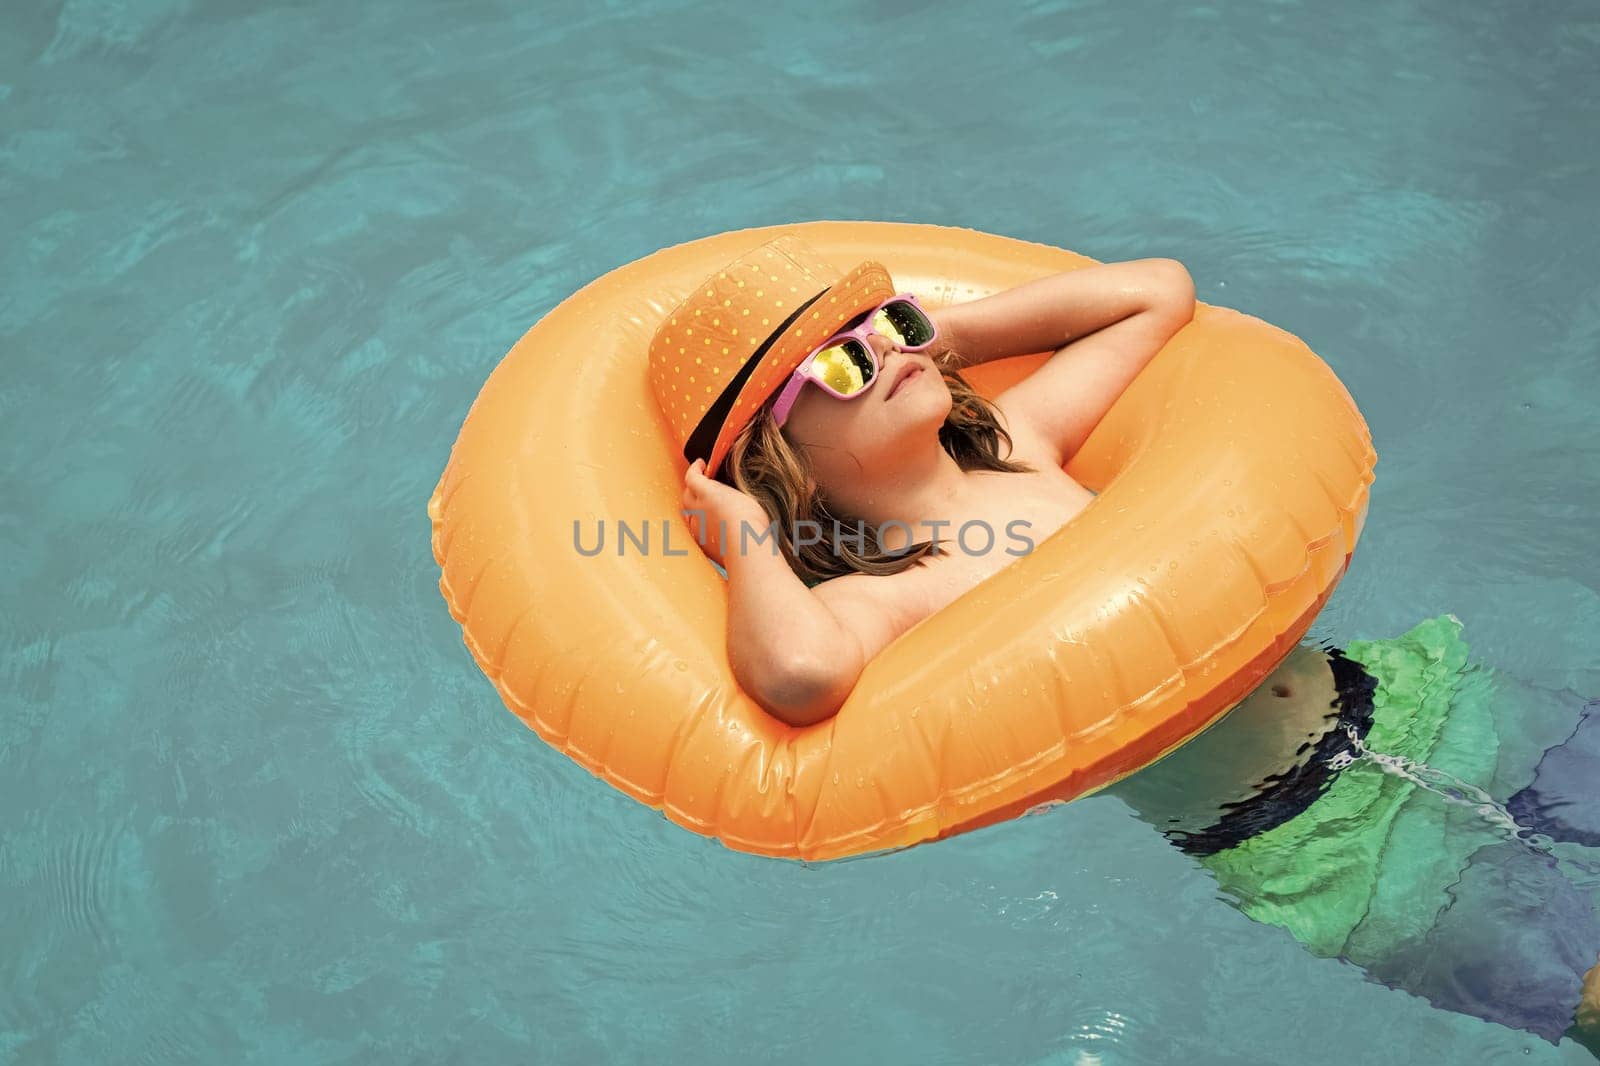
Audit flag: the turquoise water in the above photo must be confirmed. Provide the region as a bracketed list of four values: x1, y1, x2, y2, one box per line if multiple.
[4, 0, 1598, 1062]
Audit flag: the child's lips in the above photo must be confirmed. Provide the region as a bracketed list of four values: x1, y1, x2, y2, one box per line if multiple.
[887, 364, 924, 399]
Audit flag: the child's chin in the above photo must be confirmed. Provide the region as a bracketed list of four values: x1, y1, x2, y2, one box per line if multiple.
[887, 408, 951, 442]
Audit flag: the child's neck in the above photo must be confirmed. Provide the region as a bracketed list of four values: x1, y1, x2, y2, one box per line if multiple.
[831, 438, 974, 552]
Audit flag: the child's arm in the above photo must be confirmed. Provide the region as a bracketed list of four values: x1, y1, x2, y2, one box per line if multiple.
[683, 460, 903, 726]
[930, 258, 1196, 466]
[723, 546, 900, 727]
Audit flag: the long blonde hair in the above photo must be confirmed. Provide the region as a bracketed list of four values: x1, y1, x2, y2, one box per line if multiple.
[717, 369, 1035, 585]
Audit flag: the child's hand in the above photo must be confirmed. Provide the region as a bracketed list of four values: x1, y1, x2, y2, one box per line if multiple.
[681, 459, 772, 569]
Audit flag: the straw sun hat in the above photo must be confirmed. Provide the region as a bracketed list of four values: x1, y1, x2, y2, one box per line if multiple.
[647, 233, 898, 478]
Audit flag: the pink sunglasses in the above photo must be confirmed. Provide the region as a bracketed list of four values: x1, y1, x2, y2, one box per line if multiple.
[771, 293, 938, 428]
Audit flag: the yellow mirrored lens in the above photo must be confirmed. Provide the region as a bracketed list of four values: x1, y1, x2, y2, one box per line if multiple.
[813, 344, 868, 394]
[872, 309, 908, 346]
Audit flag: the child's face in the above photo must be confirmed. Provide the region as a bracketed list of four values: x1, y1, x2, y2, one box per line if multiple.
[778, 329, 952, 479]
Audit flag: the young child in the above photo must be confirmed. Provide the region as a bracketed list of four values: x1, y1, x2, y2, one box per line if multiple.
[648, 232, 1195, 727]
[646, 232, 1600, 1052]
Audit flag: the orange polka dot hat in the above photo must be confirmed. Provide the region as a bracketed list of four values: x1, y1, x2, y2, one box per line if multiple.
[647, 232, 896, 479]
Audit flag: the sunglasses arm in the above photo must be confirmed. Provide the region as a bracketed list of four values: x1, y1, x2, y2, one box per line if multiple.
[770, 368, 810, 429]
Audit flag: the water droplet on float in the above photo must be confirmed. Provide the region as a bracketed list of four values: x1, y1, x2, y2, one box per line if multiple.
[674, 660, 687, 671]
[833, 772, 840, 784]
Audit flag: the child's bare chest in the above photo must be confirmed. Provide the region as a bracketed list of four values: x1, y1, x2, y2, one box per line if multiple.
[891, 464, 1097, 625]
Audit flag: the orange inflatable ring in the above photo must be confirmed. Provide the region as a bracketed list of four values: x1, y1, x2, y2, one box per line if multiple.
[428, 221, 1376, 862]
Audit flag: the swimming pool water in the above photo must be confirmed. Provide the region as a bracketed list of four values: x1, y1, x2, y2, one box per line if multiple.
[3, 0, 1598, 1062]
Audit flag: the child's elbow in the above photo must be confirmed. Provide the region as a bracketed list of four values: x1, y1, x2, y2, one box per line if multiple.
[1151, 259, 1196, 317]
[752, 650, 858, 728]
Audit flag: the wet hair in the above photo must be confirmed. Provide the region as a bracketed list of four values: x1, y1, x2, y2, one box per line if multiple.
[716, 369, 1035, 585]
